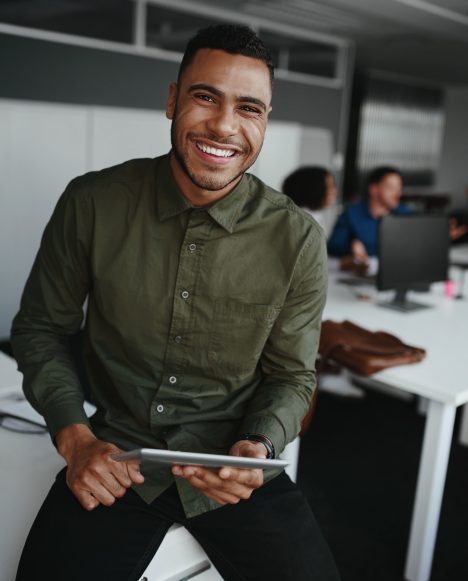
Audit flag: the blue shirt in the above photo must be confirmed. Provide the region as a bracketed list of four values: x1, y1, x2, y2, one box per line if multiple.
[328, 199, 412, 257]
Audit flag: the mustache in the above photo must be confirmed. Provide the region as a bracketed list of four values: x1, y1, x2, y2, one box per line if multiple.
[188, 132, 246, 152]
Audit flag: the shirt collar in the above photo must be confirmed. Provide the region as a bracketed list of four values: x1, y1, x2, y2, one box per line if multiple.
[155, 155, 192, 221]
[154, 154, 250, 234]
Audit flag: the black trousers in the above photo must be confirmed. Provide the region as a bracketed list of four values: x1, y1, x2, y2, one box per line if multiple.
[16, 468, 340, 581]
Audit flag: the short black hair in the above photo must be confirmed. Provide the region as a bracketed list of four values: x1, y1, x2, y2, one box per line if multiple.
[178, 24, 274, 88]
[366, 166, 402, 189]
[282, 166, 331, 211]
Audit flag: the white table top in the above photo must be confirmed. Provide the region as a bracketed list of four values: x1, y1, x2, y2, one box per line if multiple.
[324, 266, 468, 406]
[0, 350, 23, 393]
[450, 243, 468, 265]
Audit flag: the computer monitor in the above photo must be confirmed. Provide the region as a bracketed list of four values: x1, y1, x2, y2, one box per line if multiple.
[377, 214, 449, 312]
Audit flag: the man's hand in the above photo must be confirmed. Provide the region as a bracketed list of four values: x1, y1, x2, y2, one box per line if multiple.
[449, 218, 468, 241]
[56, 424, 144, 511]
[171, 440, 267, 506]
[351, 239, 369, 265]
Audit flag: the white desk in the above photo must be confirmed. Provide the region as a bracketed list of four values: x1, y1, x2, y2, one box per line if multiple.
[449, 242, 468, 265]
[324, 267, 468, 581]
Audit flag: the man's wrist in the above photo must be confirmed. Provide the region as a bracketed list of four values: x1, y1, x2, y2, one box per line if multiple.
[239, 433, 275, 459]
[56, 423, 96, 460]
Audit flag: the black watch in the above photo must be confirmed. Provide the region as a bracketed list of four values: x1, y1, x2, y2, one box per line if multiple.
[239, 433, 275, 459]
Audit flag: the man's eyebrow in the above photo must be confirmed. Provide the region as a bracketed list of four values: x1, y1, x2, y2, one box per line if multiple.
[189, 84, 224, 98]
[189, 84, 267, 112]
[238, 96, 267, 112]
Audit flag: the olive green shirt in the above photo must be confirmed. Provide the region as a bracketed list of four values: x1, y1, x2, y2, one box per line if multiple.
[11, 154, 327, 518]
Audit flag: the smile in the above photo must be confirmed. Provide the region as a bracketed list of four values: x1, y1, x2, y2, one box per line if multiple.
[196, 143, 236, 158]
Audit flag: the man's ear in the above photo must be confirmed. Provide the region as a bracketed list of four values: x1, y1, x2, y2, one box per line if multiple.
[166, 82, 178, 120]
[367, 183, 377, 200]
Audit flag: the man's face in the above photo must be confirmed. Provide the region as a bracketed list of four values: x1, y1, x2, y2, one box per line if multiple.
[369, 173, 403, 210]
[166, 48, 272, 201]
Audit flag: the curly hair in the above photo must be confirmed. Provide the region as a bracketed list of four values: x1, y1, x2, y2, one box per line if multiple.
[178, 24, 274, 88]
[282, 166, 331, 210]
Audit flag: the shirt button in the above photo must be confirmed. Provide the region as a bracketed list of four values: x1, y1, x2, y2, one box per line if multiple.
[188, 243, 197, 252]
[181, 290, 190, 300]
[174, 335, 182, 343]
[169, 376, 177, 384]
[156, 404, 164, 413]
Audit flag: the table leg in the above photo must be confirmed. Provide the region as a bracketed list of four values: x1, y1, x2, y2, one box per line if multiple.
[458, 404, 468, 446]
[404, 400, 456, 581]
[416, 396, 429, 416]
[281, 437, 300, 483]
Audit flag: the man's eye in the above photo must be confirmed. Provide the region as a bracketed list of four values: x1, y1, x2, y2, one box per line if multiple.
[196, 94, 214, 102]
[240, 105, 261, 114]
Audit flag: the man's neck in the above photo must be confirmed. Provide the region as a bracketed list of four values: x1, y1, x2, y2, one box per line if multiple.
[169, 153, 241, 207]
[368, 198, 391, 219]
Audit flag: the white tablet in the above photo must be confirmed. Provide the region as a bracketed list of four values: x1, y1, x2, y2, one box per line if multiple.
[112, 448, 288, 470]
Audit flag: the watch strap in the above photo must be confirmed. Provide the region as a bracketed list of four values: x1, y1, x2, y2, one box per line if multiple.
[239, 432, 275, 459]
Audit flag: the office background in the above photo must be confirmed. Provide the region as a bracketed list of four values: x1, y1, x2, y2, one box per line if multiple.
[1, 2, 468, 581]
[1, 0, 468, 341]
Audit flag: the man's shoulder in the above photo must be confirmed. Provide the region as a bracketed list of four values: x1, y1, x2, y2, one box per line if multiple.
[245, 173, 323, 238]
[345, 199, 367, 215]
[335, 200, 369, 225]
[66, 157, 159, 201]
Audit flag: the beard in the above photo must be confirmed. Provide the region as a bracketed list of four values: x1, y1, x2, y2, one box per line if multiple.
[170, 116, 261, 193]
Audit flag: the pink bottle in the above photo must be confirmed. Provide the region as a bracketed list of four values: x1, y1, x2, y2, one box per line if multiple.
[445, 279, 455, 298]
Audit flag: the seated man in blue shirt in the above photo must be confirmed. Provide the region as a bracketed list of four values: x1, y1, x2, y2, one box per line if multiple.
[328, 166, 411, 265]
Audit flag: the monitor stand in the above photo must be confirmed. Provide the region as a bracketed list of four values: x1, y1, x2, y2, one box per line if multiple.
[378, 289, 431, 313]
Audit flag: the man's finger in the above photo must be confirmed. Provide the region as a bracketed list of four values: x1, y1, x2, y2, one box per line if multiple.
[79, 480, 116, 507]
[215, 478, 256, 501]
[126, 462, 145, 484]
[173, 466, 258, 501]
[219, 467, 262, 487]
[100, 473, 127, 498]
[174, 464, 262, 489]
[172, 465, 206, 479]
[187, 475, 241, 505]
[108, 461, 132, 488]
[111, 463, 139, 488]
[75, 490, 100, 511]
[109, 456, 144, 487]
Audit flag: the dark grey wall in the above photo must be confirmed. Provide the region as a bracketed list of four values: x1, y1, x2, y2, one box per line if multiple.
[0, 32, 342, 139]
[273, 78, 341, 138]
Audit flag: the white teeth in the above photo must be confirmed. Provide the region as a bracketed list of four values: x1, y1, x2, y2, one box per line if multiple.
[197, 143, 235, 157]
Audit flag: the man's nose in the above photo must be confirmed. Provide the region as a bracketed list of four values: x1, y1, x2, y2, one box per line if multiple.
[206, 105, 239, 138]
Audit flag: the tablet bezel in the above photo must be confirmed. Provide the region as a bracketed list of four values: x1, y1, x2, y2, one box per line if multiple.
[112, 448, 288, 470]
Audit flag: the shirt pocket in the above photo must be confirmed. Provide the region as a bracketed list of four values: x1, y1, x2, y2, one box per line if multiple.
[207, 298, 280, 376]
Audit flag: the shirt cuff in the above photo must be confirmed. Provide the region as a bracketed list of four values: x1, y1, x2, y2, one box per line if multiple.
[238, 415, 289, 458]
[43, 402, 92, 443]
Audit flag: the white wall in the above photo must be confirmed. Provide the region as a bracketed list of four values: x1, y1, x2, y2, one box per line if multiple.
[90, 106, 172, 169]
[0, 101, 89, 341]
[437, 87, 468, 209]
[253, 123, 334, 191]
[0, 98, 334, 339]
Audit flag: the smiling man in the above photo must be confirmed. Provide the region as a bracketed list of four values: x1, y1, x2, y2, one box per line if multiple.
[167, 49, 270, 202]
[11, 24, 339, 581]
